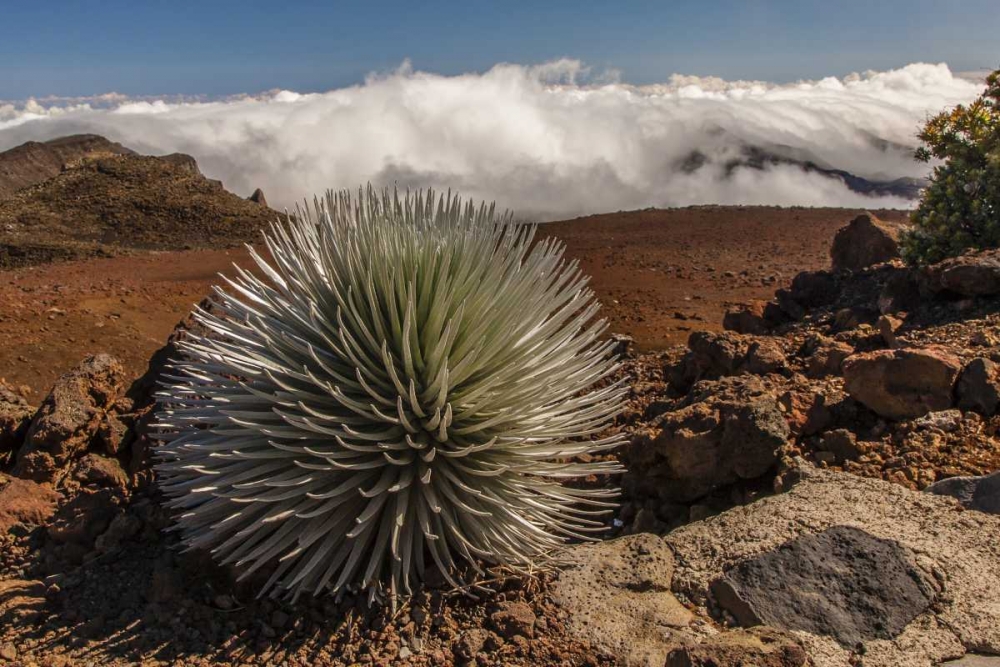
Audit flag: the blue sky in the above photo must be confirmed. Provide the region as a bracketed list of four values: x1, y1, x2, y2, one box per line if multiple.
[1, 0, 998, 99]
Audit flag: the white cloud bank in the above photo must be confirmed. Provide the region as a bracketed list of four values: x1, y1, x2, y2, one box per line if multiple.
[0, 60, 985, 220]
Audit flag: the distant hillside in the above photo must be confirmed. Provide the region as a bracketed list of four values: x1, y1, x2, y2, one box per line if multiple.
[0, 134, 135, 199]
[0, 138, 277, 269]
[676, 142, 927, 201]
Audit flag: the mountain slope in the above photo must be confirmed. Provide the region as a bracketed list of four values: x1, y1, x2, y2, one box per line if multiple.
[0, 134, 135, 199]
[0, 145, 277, 269]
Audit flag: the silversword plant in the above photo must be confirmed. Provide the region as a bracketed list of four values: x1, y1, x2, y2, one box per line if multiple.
[155, 186, 626, 604]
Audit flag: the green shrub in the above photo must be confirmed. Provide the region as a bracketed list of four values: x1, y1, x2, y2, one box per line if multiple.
[902, 68, 1000, 265]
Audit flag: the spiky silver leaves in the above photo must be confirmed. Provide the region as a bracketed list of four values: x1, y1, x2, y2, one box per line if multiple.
[155, 186, 626, 604]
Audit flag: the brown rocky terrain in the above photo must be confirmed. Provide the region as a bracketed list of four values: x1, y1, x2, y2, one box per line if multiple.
[0, 140, 276, 269]
[0, 204, 908, 401]
[1, 136, 999, 666]
[545, 206, 910, 352]
[0, 135, 134, 200]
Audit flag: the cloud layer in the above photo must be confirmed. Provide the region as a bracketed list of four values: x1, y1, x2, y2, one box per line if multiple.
[0, 61, 984, 220]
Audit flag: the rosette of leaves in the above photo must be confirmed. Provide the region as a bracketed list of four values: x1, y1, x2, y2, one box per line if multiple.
[155, 186, 626, 604]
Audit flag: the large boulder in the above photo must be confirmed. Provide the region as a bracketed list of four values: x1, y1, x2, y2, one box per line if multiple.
[711, 525, 941, 647]
[830, 213, 901, 272]
[13, 354, 127, 482]
[925, 248, 1000, 297]
[628, 376, 789, 503]
[667, 465, 1000, 665]
[842, 346, 962, 420]
[956, 358, 1000, 416]
[551, 534, 697, 666]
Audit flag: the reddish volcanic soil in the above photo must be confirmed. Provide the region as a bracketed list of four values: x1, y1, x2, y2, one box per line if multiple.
[546, 205, 909, 350]
[0, 206, 909, 398]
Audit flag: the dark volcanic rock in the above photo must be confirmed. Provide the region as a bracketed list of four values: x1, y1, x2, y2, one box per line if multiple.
[742, 339, 788, 376]
[878, 269, 921, 314]
[679, 331, 749, 384]
[957, 358, 1000, 416]
[13, 354, 126, 482]
[817, 429, 861, 464]
[830, 213, 901, 272]
[788, 270, 839, 308]
[925, 472, 1000, 515]
[711, 525, 940, 647]
[842, 346, 962, 420]
[248, 187, 269, 207]
[70, 453, 130, 492]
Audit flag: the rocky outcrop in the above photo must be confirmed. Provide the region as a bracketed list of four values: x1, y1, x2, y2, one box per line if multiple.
[842, 346, 962, 420]
[671, 331, 788, 390]
[925, 248, 1000, 297]
[552, 534, 696, 666]
[830, 213, 901, 272]
[13, 354, 127, 482]
[666, 465, 1000, 665]
[789, 270, 841, 308]
[0, 134, 134, 199]
[248, 187, 269, 207]
[628, 376, 789, 504]
[0, 148, 280, 269]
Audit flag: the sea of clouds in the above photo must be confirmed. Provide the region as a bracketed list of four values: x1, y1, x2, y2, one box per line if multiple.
[0, 60, 985, 220]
